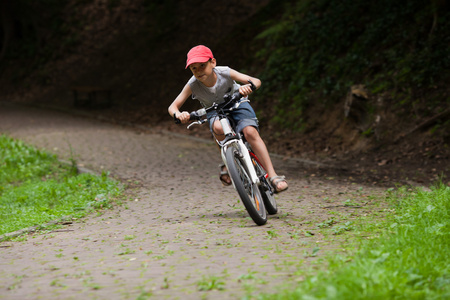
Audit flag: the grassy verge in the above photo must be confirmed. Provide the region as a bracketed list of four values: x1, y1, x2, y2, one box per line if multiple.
[258, 185, 450, 299]
[0, 134, 122, 237]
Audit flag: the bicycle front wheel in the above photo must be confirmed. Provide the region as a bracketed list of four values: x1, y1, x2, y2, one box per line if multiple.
[225, 144, 267, 226]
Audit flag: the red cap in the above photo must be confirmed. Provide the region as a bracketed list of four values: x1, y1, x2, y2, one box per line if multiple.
[185, 45, 214, 69]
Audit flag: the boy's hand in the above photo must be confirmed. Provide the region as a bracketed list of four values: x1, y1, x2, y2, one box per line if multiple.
[239, 84, 254, 96]
[176, 111, 190, 124]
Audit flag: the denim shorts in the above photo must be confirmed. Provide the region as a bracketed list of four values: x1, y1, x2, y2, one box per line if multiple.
[207, 101, 259, 135]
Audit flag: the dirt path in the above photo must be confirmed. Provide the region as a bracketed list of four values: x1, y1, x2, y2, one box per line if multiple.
[0, 104, 387, 300]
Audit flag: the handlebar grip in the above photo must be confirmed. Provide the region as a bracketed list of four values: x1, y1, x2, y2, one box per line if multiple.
[232, 91, 242, 102]
[174, 113, 181, 124]
[189, 111, 199, 120]
[248, 80, 257, 91]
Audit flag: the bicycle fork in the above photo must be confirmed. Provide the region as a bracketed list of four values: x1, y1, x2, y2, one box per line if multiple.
[221, 139, 260, 187]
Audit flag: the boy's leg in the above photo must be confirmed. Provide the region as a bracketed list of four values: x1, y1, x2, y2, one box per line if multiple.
[211, 119, 225, 140]
[242, 126, 288, 193]
[212, 119, 232, 185]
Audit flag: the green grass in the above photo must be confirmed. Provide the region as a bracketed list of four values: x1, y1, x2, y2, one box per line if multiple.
[258, 185, 450, 299]
[0, 135, 122, 236]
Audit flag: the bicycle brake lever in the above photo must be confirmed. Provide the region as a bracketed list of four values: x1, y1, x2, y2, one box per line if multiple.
[187, 120, 205, 130]
[230, 98, 250, 111]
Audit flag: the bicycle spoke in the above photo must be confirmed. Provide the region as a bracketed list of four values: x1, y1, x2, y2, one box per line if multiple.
[235, 154, 262, 212]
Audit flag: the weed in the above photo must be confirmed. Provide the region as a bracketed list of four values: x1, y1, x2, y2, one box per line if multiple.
[50, 279, 66, 287]
[124, 235, 136, 240]
[136, 290, 153, 300]
[343, 199, 359, 207]
[161, 277, 170, 289]
[266, 230, 280, 240]
[288, 231, 302, 240]
[303, 247, 320, 258]
[237, 270, 259, 281]
[197, 275, 226, 291]
[332, 222, 354, 235]
[316, 218, 336, 228]
[117, 249, 135, 256]
[303, 230, 314, 237]
[7, 274, 23, 290]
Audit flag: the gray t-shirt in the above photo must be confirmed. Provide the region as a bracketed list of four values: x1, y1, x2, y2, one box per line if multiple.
[188, 66, 241, 108]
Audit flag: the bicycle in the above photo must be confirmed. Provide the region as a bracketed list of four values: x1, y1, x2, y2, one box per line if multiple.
[174, 81, 277, 225]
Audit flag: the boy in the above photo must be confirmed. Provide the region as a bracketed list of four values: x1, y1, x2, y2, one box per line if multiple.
[168, 45, 288, 193]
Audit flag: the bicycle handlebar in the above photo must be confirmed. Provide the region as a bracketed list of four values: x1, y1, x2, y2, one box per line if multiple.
[174, 80, 257, 125]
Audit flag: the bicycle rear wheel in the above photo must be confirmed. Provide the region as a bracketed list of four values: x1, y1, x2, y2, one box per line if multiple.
[251, 153, 278, 215]
[225, 144, 267, 225]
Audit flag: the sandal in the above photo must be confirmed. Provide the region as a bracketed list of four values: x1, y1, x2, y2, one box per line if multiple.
[269, 175, 288, 194]
[219, 163, 232, 186]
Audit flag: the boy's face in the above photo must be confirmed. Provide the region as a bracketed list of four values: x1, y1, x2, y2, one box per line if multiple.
[189, 59, 216, 83]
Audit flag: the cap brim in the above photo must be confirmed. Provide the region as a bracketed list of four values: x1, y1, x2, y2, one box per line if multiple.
[185, 56, 211, 69]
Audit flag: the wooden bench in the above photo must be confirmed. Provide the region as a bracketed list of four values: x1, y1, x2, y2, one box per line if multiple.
[72, 86, 112, 108]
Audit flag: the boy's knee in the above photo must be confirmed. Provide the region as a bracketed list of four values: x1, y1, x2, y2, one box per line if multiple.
[212, 121, 224, 135]
[243, 126, 260, 141]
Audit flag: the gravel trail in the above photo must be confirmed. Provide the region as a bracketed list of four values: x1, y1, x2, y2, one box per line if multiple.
[0, 104, 385, 300]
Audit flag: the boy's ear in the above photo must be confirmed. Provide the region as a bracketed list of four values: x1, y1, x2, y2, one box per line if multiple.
[210, 58, 217, 67]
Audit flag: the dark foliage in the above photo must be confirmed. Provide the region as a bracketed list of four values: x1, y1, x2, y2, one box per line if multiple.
[1, 0, 448, 136]
[0, 0, 73, 62]
[254, 0, 450, 129]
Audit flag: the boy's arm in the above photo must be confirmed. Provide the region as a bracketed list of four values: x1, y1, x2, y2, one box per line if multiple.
[168, 83, 192, 123]
[229, 69, 262, 96]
